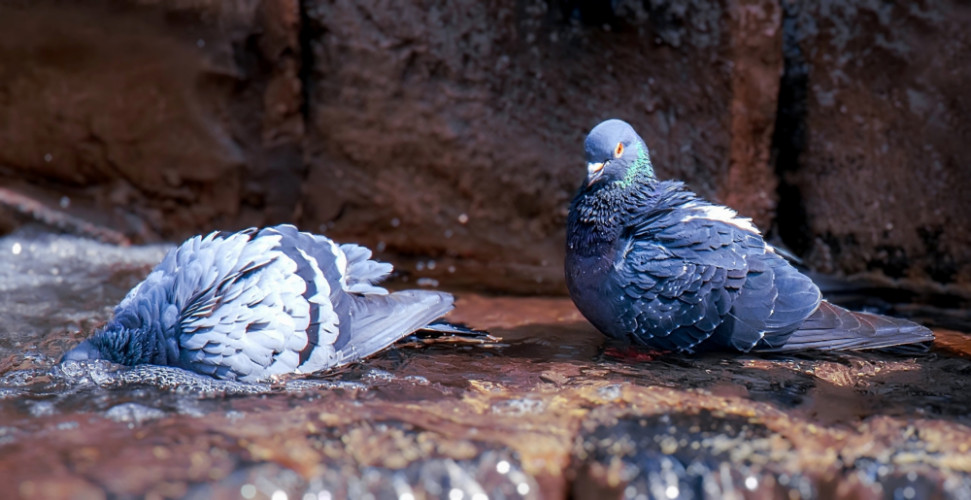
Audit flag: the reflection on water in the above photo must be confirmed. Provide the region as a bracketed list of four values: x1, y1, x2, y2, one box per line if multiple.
[1, 228, 970, 499]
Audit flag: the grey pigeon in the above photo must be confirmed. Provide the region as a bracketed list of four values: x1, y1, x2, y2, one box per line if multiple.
[566, 119, 933, 353]
[62, 224, 454, 381]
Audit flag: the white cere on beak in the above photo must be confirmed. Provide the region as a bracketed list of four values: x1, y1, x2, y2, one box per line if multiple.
[587, 161, 606, 186]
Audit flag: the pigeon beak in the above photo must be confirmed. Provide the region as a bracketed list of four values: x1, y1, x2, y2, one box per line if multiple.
[587, 162, 606, 186]
[60, 340, 102, 362]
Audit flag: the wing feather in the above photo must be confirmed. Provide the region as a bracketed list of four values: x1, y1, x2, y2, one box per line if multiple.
[613, 189, 822, 352]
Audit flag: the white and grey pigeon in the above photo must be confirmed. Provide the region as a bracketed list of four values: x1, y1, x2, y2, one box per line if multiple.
[61, 224, 455, 382]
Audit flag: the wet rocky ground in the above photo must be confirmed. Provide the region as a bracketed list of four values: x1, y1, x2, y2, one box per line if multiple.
[1, 228, 970, 499]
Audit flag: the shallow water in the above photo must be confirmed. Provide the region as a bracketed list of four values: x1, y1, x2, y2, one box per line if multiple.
[1, 229, 970, 499]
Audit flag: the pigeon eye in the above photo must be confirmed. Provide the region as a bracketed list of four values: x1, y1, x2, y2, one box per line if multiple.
[614, 142, 624, 158]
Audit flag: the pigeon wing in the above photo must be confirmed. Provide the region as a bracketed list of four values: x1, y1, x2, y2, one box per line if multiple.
[611, 212, 750, 351]
[176, 227, 342, 382]
[334, 290, 455, 364]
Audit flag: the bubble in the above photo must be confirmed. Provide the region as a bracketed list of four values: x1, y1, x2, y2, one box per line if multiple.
[104, 402, 166, 424]
[744, 476, 758, 490]
[901, 486, 916, 499]
[416, 277, 439, 288]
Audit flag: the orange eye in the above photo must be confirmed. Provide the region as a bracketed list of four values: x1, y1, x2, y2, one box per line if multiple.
[614, 142, 624, 158]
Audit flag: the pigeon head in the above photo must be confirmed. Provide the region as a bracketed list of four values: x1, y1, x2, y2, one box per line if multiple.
[582, 119, 655, 188]
[61, 326, 157, 366]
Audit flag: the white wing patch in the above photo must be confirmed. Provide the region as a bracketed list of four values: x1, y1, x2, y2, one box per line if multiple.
[682, 203, 760, 234]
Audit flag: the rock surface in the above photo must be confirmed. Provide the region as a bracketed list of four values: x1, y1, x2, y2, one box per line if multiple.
[772, 0, 971, 292]
[1, 231, 970, 499]
[7, 0, 966, 299]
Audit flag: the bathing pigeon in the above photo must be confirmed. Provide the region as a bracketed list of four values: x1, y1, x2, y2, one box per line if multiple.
[62, 224, 455, 382]
[565, 119, 933, 353]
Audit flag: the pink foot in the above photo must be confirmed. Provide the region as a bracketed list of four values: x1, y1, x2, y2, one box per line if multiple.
[603, 345, 669, 362]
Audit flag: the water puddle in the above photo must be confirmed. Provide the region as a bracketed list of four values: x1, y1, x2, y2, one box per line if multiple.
[1, 228, 970, 498]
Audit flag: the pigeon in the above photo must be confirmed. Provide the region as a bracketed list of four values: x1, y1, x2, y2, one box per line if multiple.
[565, 119, 934, 353]
[62, 224, 455, 382]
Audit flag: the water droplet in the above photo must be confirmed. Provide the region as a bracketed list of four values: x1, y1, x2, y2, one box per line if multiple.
[271, 490, 288, 500]
[448, 488, 463, 500]
[416, 277, 439, 288]
[496, 460, 511, 474]
[517, 483, 530, 495]
[399, 493, 415, 500]
[457, 213, 469, 224]
[426, 260, 436, 270]
[240, 484, 257, 499]
[665, 485, 679, 499]
[744, 476, 758, 490]
[11, 242, 22, 255]
[901, 486, 916, 499]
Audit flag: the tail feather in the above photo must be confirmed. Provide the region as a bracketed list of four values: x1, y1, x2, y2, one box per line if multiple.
[405, 321, 498, 343]
[760, 301, 934, 352]
[339, 243, 394, 294]
[336, 290, 454, 364]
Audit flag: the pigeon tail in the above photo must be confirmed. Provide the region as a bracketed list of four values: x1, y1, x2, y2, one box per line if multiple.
[418, 321, 489, 337]
[759, 301, 934, 352]
[336, 290, 454, 364]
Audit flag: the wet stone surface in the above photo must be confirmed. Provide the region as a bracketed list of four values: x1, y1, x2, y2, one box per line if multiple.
[1, 229, 970, 499]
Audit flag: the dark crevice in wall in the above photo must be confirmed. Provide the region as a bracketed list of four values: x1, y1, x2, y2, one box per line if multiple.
[770, 1, 812, 256]
[294, 0, 322, 223]
[297, 0, 320, 125]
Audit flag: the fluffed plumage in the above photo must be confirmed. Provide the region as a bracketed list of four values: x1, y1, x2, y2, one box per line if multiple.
[565, 119, 933, 353]
[61, 224, 454, 382]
